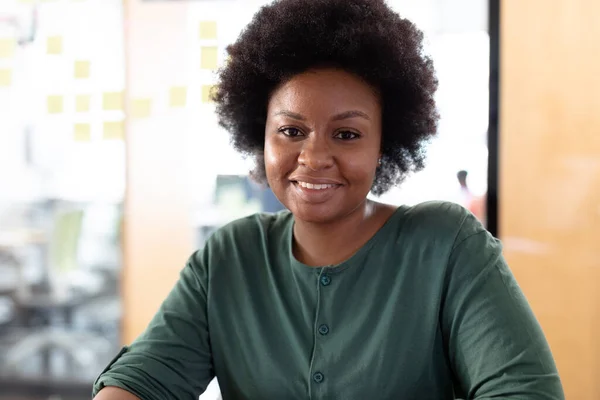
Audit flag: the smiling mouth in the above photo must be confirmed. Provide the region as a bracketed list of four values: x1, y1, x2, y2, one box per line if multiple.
[290, 181, 342, 203]
[294, 181, 340, 190]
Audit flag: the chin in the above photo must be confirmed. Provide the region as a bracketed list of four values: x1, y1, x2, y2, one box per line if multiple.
[288, 203, 346, 224]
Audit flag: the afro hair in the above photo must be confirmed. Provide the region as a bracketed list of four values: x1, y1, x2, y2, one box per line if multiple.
[213, 0, 439, 195]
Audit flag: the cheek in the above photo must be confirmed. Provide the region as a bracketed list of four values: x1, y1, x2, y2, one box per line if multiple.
[264, 138, 292, 182]
[342, 153, 379, 182]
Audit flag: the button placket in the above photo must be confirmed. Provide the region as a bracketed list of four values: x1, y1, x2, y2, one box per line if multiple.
[311, 270, 332, 395]
[318, 273, 331, 337]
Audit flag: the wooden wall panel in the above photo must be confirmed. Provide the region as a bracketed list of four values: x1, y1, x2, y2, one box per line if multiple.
[500, 1, 600, 398]
[122, 0, 194, 343]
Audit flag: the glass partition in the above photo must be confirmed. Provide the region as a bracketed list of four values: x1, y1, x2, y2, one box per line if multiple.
[0, 1, 125, 398]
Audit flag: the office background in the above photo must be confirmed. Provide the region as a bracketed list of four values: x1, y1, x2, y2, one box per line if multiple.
[0, 0, 598, 399]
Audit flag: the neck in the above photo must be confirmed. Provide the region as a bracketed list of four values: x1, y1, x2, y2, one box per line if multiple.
[292, 199, 384, 267]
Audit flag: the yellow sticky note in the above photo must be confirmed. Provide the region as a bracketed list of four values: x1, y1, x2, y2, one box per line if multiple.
[169, 87, 187, 108]
[47, 36, 63, 55]
[103, 121, 124, 140]
[201, 47, 218, 70]
[75, 94, 91, 112]
[74, 61, 90, 79]
[103, 92, 123, 110]
[0, 69, 11, 87]
[201, 85, 215, 104]
[74, 123, 91, 142]
[0, 39, 16, 59]
[47, 95, 63, 114]
[131, 98, 152, 118]
[199, 21, 217, 40]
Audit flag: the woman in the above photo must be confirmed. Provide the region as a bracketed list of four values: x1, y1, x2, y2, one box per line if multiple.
[93, 0, 563, 399]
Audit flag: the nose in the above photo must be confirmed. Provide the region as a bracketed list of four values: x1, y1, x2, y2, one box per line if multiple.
[297, 135, 334, 171]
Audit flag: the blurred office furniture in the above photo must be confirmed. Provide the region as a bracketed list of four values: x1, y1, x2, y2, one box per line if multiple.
[0, 202, 122, 398]
[195, 175, 286, 247]
[0, 202, 48, 333]
[261, 187, 286, 213]
[0, 250, 19, 330]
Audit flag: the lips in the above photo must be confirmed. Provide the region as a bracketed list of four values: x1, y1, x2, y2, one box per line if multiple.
[289, 177, 342, 203]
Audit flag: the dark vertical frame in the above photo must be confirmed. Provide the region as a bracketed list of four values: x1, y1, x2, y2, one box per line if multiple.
[487, 0, 500, 237]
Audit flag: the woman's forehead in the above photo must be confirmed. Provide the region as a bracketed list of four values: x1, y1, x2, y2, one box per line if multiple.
[268, 69, 381, 113]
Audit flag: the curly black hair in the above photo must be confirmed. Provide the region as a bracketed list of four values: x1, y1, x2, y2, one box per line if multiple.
[213, 0, 439, 195]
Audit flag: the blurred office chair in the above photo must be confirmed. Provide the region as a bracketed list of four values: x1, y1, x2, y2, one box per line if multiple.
[47, 208, 106, 297]
[0, 202, 44, 333]
[3, 207, 113, 378]
[0, 251, 19, 330]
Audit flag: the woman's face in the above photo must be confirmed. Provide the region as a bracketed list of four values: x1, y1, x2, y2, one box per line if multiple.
[264, 68, 382, 223]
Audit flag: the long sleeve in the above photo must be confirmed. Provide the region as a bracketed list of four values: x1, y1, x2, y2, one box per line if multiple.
[92, 250, 214, 400]
[441, 215, 564, 399]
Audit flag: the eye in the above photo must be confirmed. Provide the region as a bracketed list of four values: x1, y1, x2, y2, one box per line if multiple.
[279, 127, 304, 137]
[335, 130, 360, 140]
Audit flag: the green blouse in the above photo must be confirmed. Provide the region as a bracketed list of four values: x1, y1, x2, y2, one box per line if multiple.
[93, 201, 563, 400]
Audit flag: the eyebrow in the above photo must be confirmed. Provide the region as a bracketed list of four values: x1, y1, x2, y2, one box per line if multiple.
[273, 109, 371, 121]
[274, 110, 306, 121]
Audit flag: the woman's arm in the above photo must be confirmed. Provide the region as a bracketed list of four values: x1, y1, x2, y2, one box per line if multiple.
[91, 250, 215, 400]
[94, 386, 141, 400]
[441, 215, 564, 399]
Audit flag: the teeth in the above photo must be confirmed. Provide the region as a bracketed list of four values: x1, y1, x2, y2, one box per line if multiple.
[297, 181, 336, 190]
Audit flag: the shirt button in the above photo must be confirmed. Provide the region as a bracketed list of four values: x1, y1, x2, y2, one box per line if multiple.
[313, 372, 324, 383]
[318, 324, 329, 335]
[320, 275, 331, 286]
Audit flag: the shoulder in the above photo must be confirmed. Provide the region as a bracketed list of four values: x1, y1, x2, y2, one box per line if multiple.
[189, 211, 291, 276]
[400, 202, 503, 296]
[404, 202, 502, 278]
[201, 210, 291, 254]
[399, 201, 486, 247]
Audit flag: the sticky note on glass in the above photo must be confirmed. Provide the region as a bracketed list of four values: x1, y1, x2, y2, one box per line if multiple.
[0, 69, 11, 87]
[131, 98, 152, 118]
[47, 36, 63, 55]
[0, 39, 15, 59]
[169, 87, 187, 108]
[199, 21, 217, 40]
[103, 121, 124, 140]
[201, 47, 218, 70]
[74, 61, 90, 79]
[103, 92, 123, 110]
[201, 85, 215, 104]
[47, 95, 63, 114]
[74, 123, 91, 142]
[76, 94, 91, 112]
